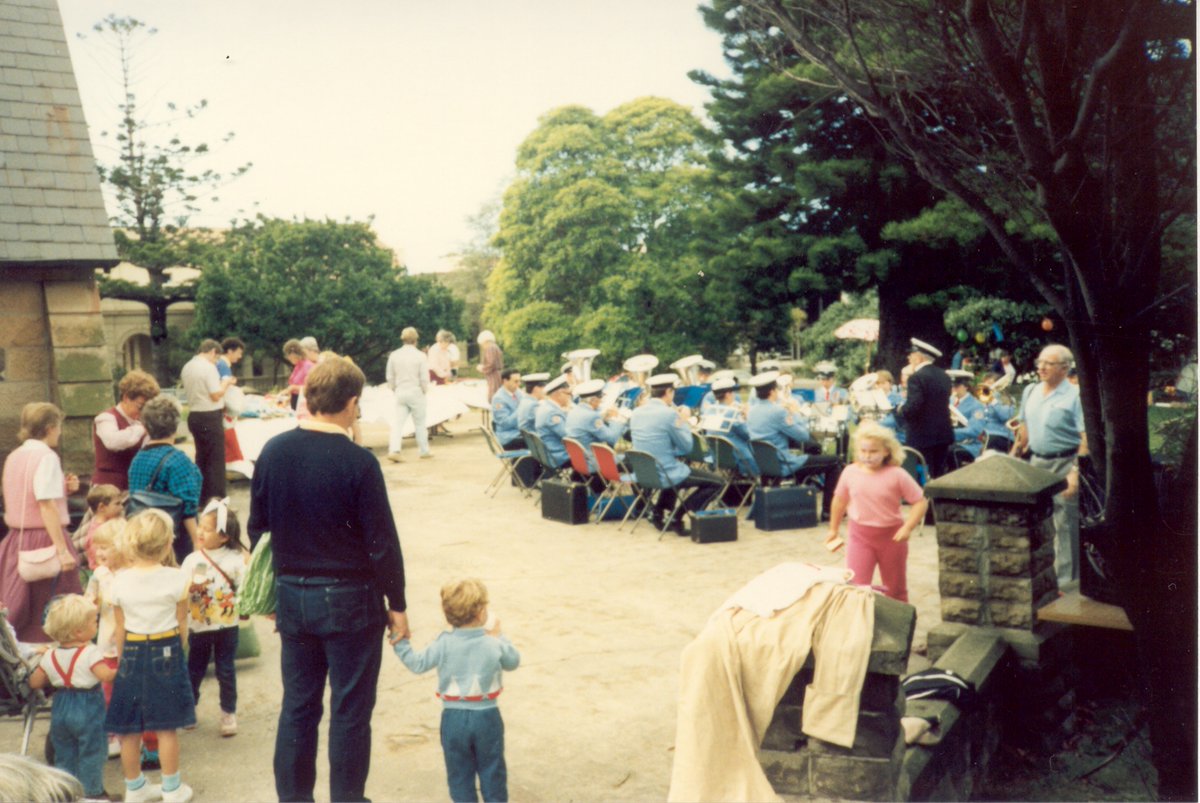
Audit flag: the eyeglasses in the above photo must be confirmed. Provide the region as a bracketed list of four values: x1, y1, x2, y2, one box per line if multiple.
[1036, 360, 1066, 368]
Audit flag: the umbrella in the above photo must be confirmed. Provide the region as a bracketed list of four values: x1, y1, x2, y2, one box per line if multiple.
[834, 318, 880, 369]
[834, 318, 880, 341]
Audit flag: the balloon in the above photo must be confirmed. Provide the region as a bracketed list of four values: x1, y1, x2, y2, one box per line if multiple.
[956, 329, 968, 342]
[974, 332, 986, 344]
[1041, 317, 1054, 332]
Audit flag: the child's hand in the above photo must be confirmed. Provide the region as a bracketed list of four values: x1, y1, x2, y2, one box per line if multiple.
[486, 617, 502, 638]
[824, 531, 845, 553]
[893, 527, 912, 543]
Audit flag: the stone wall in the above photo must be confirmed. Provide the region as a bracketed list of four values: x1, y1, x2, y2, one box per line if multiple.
[899, 630, 1010, 801]
[758, 594, 915, 800]
[0, 269, 112, 474]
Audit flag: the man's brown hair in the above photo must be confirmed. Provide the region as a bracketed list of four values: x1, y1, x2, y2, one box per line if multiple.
[305, 355, 364, 415]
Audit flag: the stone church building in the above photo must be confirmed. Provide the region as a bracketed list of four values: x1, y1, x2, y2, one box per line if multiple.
[0, 0, 119, 474]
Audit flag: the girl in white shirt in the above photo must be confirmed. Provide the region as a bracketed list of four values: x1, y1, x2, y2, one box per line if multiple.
[179, 498, 249, 738]
[103, 510, 196, 803]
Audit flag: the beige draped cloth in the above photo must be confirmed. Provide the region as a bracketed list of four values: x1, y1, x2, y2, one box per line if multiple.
[667, 580, 875, 802]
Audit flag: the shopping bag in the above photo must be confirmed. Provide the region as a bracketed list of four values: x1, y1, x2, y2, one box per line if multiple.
[236, 533, 276, 616]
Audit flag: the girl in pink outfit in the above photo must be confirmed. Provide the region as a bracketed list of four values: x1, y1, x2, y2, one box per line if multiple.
[825, 422, 928, 602]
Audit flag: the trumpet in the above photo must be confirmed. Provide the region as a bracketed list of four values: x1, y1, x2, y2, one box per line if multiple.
[1005, 417, 1021, 432]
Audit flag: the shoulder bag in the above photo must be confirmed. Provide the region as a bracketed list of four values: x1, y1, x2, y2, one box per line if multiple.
[125, 448, 185, 533]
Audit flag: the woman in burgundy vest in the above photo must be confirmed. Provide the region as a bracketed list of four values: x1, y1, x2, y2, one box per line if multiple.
[91, 370, 159, 490]
[0, 403, 82, 641]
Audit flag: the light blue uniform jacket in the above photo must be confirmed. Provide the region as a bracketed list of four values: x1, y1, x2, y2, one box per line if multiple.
[629, 398, 692, 486]
[747, 402, 813, 474]
[535, 399, 570, 467]
[565, 403, 626, 472]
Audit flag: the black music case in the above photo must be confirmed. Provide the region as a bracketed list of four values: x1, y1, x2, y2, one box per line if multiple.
[541, 478, 589, 525]
[754, 486, 818, 531]
[690, 508, 738, 543]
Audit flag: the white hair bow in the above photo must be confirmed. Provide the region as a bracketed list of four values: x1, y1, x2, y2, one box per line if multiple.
[202, 497, 231, 533]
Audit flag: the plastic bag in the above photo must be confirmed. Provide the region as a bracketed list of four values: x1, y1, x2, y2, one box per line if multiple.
[236, 532, 276, 616]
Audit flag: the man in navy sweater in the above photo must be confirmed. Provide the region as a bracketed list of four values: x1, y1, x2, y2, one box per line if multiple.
[249, 356, 409, 803]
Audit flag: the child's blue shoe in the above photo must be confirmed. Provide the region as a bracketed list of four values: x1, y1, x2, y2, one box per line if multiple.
[140, 745, 160, 770]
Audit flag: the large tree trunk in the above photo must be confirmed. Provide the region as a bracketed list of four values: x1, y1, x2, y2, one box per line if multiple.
[876, 279, 944, 374]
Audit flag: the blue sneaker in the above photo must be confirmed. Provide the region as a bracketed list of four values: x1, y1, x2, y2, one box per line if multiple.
[140, 745, 160, 771]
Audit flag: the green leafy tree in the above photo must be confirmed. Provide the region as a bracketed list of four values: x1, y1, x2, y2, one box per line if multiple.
[437, 199, 502, 351]
[191, 217, 461, 382]
[693, 2, 1039, 372]
[81, 15, 251, 383]
[732, 0, 1196, 791]
[487, 98, 734, 375]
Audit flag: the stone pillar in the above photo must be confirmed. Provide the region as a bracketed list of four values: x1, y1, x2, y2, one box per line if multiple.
[759, 594, 915, 800]
[924, 455, 1076, 748]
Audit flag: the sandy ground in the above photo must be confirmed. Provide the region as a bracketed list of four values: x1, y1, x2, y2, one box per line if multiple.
[2, 414, 941, 801]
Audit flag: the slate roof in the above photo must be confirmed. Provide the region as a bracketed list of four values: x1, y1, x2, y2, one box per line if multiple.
[0, 0, 118, 268]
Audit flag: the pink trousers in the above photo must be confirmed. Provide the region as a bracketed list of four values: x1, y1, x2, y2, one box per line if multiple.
[846, 520, 908, 602]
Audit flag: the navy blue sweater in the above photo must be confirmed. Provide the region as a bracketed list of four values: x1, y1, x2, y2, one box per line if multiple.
[248, 427, 406, 612]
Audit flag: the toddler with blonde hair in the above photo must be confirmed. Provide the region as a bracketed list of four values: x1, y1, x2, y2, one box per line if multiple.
[28, 594, 117, 801]
[395, 578, 520, 803]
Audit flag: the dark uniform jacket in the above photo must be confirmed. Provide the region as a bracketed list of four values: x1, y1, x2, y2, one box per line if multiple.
[898, 364, 953, 450]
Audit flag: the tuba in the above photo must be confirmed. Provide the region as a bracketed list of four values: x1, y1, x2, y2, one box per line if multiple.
[562, 348, 601, 383]
[622, 354, 659, 387]
[669, 354, 705, 386]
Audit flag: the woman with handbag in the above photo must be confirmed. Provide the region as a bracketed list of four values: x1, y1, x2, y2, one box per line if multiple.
[127, 396, 203, 566]
[0, 403, 82, 641]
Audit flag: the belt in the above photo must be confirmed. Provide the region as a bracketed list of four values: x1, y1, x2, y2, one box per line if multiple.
[125, 628, 179, 642]
[1031, 448, 1078, 460]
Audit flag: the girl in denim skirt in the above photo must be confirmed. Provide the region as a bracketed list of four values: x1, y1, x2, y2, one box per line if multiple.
[104, 510, 196, 803]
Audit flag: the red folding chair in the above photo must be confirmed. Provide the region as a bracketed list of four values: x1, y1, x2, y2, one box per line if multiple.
[591, 443, 635, 526]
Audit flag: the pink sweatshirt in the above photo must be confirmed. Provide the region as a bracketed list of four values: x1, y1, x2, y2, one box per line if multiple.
[832, 464, 924, 528]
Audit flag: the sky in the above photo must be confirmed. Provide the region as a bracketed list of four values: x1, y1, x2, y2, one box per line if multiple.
[56, 0, 731, 274]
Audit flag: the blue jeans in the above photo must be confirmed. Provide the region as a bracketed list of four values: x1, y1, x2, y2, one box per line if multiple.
[51, 688, 107, 796]
[187, 627, 238, 713]
[274, 576, 386, 803]
[441, 707, 507, 803]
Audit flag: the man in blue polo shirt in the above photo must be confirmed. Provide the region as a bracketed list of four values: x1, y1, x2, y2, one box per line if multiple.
[1012, 344, 1087, 586]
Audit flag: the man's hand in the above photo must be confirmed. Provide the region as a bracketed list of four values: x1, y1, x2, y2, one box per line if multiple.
[387, 611, 411, 645]
[1061, 468, 1079, 500]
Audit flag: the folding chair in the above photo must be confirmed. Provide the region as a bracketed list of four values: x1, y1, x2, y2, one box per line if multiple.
[590, 443, 635, 525]
[622, 449, 686, 539]
[685, 431, 709, 468]
[751, 440, 796, 487]
[480, 426, 532, 498]
[945, 444, 975, 472]
[902, 446, 929, 487]
[524, 430, 571, 483]
[707, 434, 758, 519]
[563, 437, 594, 485]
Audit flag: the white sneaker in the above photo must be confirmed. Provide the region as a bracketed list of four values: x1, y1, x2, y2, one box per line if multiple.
[161, 783, 193, 803]
[419, 452, 433, 459]
[124, 782, 162, 802]
[220, 711, 237, 737]
[108, 736, 121, 758]
[386, 452, 403, 463]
